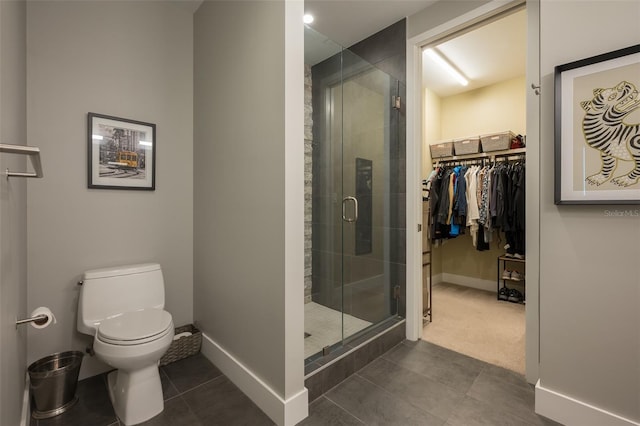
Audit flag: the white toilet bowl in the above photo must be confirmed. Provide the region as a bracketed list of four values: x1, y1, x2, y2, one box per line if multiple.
[93, 309, 174, 426]
[77, 263, 174, 425]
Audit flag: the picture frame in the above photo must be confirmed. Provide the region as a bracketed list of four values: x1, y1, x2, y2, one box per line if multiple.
[554, 44, 640, 205]
[88, 113, 156, 190]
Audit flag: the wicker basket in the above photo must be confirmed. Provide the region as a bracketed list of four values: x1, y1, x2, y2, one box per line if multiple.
[159, 324, 202, 366]
[453, 137, 480, 155]
[480, 131, 515, 152]
[430, 141, 454, 158]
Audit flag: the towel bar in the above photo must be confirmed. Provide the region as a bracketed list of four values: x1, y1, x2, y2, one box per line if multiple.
[0, 143, 43, 178]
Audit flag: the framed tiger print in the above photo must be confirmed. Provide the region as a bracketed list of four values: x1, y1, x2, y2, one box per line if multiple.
[554, 44, 640, 204]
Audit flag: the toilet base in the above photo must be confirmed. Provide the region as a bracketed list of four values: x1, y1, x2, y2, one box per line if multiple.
[107, 365, 164, 425]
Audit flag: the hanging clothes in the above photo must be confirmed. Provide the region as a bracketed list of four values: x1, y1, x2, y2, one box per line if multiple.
[428, 158, 525, 256]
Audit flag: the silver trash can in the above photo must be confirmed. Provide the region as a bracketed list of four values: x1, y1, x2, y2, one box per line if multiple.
[28, 351, 84, 419]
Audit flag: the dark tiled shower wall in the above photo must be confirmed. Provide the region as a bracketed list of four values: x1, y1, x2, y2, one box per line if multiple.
[348, 19, 406, 85]
[310, 19, 407, 319]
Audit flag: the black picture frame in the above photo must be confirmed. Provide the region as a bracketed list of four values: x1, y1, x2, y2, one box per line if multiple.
[554, 44, 640, 205]
[88, 113, 156, 190]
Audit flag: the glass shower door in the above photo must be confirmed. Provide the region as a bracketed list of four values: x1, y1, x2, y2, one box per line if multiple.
[338, 50, 402, 342]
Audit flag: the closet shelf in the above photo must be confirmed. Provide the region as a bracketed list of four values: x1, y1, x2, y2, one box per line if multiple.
[497, 255, 525, 263]
[1, 143, 43, 178]
[432, 147, 526, 164]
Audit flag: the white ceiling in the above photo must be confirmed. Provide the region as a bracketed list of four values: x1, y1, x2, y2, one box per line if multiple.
[304, 1, 526, 99]
[422, 9, 526, 97]
[304, 0, 437, 48]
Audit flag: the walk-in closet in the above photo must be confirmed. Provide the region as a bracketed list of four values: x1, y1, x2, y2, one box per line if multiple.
[421, 7, 527, 375]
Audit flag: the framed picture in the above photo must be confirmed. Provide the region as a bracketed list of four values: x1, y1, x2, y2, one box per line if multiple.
[554, 44, 640, 204]
[88, 113, 156, 190]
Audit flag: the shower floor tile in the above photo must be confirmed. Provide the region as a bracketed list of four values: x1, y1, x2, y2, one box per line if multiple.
[304, 302, 371, 358]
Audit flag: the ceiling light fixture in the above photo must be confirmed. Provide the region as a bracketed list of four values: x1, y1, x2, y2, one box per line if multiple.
[424, 48, 469, 86]
[303, 14, 314, 24]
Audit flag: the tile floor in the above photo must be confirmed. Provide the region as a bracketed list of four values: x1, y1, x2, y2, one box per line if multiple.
[31, 342, 562, 426]
[304, 302, 372, 358]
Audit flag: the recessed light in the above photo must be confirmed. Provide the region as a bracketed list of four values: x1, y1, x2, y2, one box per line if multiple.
[303, 14, 314, 24]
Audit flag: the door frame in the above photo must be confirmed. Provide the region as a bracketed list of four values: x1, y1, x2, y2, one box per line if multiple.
[405, 0, 540, 383]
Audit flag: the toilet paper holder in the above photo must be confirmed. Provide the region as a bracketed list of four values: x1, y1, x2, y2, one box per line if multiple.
[16, 314, 48, 328]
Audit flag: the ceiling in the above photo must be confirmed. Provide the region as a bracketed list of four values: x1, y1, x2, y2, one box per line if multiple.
[304, 0, 437, 49]
[422, 9, 526, 97]
[304, 1, 526, 99]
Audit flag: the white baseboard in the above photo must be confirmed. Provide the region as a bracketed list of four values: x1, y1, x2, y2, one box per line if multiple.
[20, 372, 30, 426]
[440, 272, 496, 293]
[201, 333, 308, 426]
[535, 380, 640, 426]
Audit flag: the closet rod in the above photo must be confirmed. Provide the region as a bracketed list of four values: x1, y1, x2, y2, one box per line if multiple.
[0, 143, 44, 178]
[431, 147, 526, 165]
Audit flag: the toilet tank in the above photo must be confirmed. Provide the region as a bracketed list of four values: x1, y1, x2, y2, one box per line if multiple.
[78, 263, 165, 335]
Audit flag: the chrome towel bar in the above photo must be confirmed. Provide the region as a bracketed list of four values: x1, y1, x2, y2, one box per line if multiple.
[0, 143, 43, 178]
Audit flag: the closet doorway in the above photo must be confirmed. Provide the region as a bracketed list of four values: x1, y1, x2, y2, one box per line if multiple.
[421, 7, 528, 376]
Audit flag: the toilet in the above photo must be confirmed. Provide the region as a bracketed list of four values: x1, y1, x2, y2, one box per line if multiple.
[77, 263, 174, 425]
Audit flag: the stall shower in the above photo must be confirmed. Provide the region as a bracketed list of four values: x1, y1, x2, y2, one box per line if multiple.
[304, 25, 406, 362]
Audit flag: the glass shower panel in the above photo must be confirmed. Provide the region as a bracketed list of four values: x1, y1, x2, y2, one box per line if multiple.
[306, 26, 346, 359]
[306, 25, 404, 361]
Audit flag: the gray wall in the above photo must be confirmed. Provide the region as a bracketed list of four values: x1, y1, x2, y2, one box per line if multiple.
[26, 0, 194, 379]
[194, 0, 302, 400]
[539, 0, 640, 422]
[0, 1, 28, 424]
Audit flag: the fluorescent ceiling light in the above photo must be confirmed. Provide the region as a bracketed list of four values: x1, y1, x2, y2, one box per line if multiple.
[425, 48, 468, 86]
[303, 14, 314, 24]
[92, 134, 104, 140]
[139, 141, 153, 147]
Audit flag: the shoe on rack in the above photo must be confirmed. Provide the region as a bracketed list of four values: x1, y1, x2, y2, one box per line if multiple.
[498, 286, 510, 301]
[510, 270, 523, 281]
[501, 269, 512, 280]
[508, 288, 523, 303]
[513, 253, 525, 260]
[503, 245, 515, 258]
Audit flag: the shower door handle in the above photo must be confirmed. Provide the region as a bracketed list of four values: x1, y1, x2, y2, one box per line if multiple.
[342, 196, 358, 223]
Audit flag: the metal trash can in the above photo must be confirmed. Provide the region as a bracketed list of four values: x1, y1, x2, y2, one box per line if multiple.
[28, 351, 84, 419]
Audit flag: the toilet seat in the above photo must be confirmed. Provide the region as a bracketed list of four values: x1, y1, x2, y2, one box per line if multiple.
[97, 309, 173, 346]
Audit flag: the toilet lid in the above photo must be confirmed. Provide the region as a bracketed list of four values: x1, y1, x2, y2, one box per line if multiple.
[97, 309, 173, 345]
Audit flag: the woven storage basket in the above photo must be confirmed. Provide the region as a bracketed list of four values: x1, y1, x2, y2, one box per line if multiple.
[453, 137, 480, 155]
[480, 131, 515, 152]
[159, 324, 202, 366]
[430, 141, 453, 158]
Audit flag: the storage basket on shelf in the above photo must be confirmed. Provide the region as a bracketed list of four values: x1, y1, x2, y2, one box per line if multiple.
[480, 131, 516, 152]
[453, 137, 481, 155]
[430, 141, 453, 159]
[159, 324, 202, 366]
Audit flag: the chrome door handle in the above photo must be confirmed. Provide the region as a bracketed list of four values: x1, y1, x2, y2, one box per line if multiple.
[342, 196, 358, 223]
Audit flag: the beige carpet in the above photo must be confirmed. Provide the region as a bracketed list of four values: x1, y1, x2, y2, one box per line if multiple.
[422, 282, 525, 375]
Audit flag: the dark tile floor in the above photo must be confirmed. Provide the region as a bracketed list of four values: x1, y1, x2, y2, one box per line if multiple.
[31, 342, 562, 426]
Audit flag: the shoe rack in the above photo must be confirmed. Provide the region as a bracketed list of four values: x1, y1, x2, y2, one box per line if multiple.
[497, 256, 525, 304]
